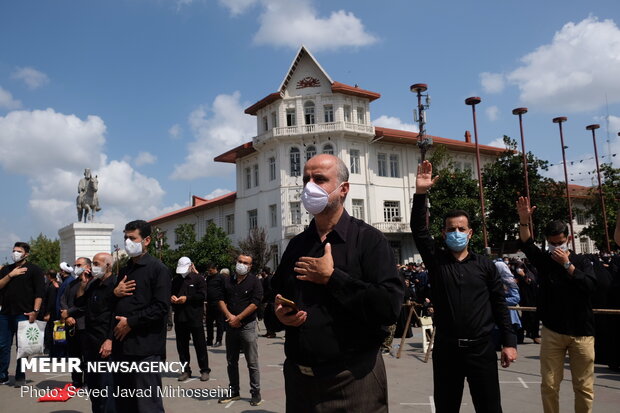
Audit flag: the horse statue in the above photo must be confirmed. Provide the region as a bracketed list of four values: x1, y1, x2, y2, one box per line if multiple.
[76, 168, 101, 223]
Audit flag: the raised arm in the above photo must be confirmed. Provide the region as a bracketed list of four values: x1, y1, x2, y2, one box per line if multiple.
[411, 161, 440, 264]
[516, 196, 536, 242]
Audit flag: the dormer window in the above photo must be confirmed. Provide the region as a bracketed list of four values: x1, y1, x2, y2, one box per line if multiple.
[304, 101, 315, 125]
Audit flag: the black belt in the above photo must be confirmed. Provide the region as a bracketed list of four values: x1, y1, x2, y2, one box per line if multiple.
[292, 349, 378, 377]
[437, 334, 490, 348]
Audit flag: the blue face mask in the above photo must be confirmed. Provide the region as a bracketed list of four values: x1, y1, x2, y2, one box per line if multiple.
[445, 231, 469, 252]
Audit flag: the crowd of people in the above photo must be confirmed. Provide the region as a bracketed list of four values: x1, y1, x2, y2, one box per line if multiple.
[0, 154, 619, 413]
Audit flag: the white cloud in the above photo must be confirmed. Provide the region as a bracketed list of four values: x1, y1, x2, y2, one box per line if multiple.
[507, 16, 620, 112]
[171, 91, 255, 180]
[486, 137, 509, 148]
[220, 0, 377, 51]
[169, 123, 182, 139]
[485, 105, 499, 122]
[204, 188, 233, 199]
[372, 115, 418, 132]
[480, 72, 505, 94]
[11, 67, 49, 90]
[0, 86, 22, 109]
[135, 151, 157, 166]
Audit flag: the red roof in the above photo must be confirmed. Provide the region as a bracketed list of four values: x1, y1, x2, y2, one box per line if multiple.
[244, 81, 380, 116]
[150, 192, 236, 224]
[213, 142, 256, 164]
[373, 127, 506, 156]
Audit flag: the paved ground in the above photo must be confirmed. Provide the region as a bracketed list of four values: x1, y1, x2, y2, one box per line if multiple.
[1, 327, 619, 413]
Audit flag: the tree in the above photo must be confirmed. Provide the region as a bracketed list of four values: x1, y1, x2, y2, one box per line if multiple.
[579, 164, 620, 251]
[28, 233, 60, 271]
[482, 136, 568, 253]
[237, 227, 276, 272]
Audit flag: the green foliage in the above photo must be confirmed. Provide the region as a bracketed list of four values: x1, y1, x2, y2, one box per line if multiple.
[27, 233, 60, 271]
[482, 136, 569, 252]
[237, 227, 276, 272]
[579, 164, 620, 251]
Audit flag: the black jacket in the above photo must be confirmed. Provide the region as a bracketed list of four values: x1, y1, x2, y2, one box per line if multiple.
[171, 272, 206, 326]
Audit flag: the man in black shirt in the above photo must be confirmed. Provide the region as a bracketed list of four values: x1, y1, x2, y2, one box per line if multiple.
[272, 154, 403, 413]
[171, 256, 210, 382]
[217, 253, 263, 406]
[112, 220, 171, 413]
[517, 197, 596, 413]
[0, 241, 44, 387]
[411, 161, 517, 413]
[204, 262, 225, 347]
[74, 252, 116, 413]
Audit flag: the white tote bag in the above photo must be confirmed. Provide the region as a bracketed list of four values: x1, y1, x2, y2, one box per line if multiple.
[16, 320, 46, 359]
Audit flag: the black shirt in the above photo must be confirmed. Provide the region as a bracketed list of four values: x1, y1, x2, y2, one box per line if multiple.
[171, 272, 206, 326]
[218, 272, 263, 325]
[411, 194, 516, 347]
[518, 238, 596, 336]
[0, 262, 45, 315]
[272, 209, 404, 366]
[75, 275, 117, 350]
[205, 272, 225, 305]
[62, 277, 86, 330]
[38, 281, 59, 321]
[112, 253, 171, 357]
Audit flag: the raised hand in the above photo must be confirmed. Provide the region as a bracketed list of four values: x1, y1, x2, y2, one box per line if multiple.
[415, 160, 439, 194]
[516, 196, 536, 222]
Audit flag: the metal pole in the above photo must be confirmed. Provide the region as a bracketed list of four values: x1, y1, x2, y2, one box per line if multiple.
[513, 107, 534, 239]
[410, 83, 431, 161]
[465, 97, 489, 253]
[586, 124, 611, 252]
[552, 117, 576, 251]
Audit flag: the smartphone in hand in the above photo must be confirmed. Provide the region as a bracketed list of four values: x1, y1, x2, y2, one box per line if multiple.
[275, 295, 299, 313]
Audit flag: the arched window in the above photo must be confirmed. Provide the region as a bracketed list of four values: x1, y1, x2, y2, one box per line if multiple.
[306, 145, 316, 161]
[290, 147, 301, 177]
[322, 143, 334, 155]
[304, 101, 315, 125]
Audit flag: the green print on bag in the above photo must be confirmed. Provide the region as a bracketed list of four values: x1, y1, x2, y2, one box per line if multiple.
[26, 325, 41, 344]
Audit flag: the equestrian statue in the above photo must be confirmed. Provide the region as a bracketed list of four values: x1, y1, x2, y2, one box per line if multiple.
[76, 168, 101, 223]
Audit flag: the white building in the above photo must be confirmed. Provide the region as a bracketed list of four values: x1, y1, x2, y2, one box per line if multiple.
[151, 46, 597, 266]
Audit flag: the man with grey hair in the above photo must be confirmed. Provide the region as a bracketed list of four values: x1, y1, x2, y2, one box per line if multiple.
[273, 154, 404, 412]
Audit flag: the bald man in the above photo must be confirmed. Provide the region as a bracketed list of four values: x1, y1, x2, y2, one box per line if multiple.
[74, 252, 117, 413]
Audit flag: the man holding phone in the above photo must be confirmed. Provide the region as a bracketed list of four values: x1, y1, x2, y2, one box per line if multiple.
[272, 154, 404, 412]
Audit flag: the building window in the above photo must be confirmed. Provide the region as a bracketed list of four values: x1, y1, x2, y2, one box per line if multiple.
[225, 214, 235, 235]
[271, 244, 279, 268]
[271, 111, 277, 129]
[269, 204, 277, 227]
[245, 167, 252, 189]
[306, 145, 316, 161]
[357, 107, 365, 124]
[389, 241, 402, 265]
[352, 199, 365, 221]
[253, 164, 259, 187]
[580, 238, 590, 254]
[205, 219, 214, 229]
[290, 202, 302, 224]
[248, 209, 258, 230]
[323, 143, 334, 155]
[262, 116, 268, 132]
[304, 101, 315, 125]
[576, 211, 589, 225]
[286, 108, 296, 126]
[344, 105, 352, 123]
[384, 201, 401, 222]
[350, 149, 360, 174]
[324, 105, 334, 123]
[290, 147, 301, 177]
[269, 156, 276, 181]
[389, 154, 400, 178]
[378, 153, 387, 177]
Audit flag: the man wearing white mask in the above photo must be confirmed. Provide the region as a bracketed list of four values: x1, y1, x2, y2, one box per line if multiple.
[0, 242, 44, 387]
[217, 253, 263, 406]
[272, 154, 403, 412]
[517, 197, 596, 413]
[112, 220, 170, 413]
[171, 256, 210, 382]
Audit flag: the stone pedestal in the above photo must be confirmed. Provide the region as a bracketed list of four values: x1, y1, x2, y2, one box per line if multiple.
[58, 223, 115, 264]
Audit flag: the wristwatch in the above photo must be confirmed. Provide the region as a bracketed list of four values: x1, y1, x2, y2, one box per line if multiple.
[563, 262, 571, 270]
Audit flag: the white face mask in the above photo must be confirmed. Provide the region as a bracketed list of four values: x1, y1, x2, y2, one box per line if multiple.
[91, 266, 105, 279]
[301, 181, 342, 215]
[11, 251, 24, 263]
[235, 262, 249, 276]
[180, 271, 190, 278]
[548, 243, 568, 254]
[74, 267, 85, 277]
[125, 238, 144, 257]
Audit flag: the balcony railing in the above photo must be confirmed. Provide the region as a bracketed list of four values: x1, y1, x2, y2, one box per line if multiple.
[284, 224, 306, 238]
[372, 222, 410, 233]
[253, 121, 375, 147]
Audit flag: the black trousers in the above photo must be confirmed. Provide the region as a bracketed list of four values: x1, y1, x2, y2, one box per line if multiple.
[113, 354, 164, 413]
[84, 347, 115, 413]
[175, 322, 210, 373]
[283, 350, 388, 413]
[205, 305, 224, 344]
[66, 328, 85, 386]
[433, 336, 502, 413]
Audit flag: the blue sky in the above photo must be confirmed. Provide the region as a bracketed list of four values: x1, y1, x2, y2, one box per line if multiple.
[1, 0, 619, 257]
